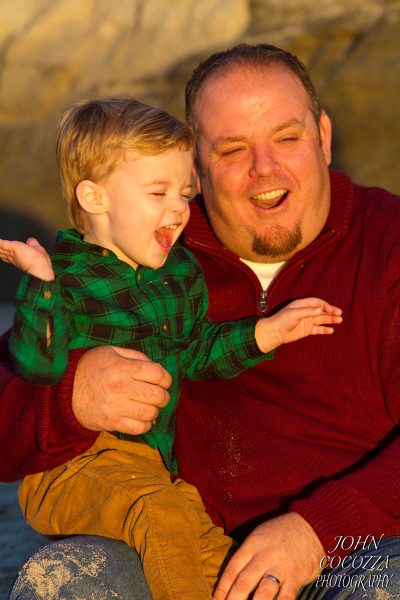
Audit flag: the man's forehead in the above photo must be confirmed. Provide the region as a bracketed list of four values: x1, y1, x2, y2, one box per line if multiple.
[200, 62, 294, 91]
[194, 64, 310, 136]
[195, 63, 305, 114]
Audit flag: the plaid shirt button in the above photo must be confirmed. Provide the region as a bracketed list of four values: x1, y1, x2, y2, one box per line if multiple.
[101, 249, 109, 256]
[162, 323, 168, 332]
[43, 290, 52, 299]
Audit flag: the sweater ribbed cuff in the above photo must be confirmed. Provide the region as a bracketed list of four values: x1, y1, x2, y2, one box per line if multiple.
[54, 347, 99, 444]
[291, 481, 382, 558]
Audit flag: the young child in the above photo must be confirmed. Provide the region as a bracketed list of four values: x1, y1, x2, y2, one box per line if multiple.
[0, 98, 342, 600]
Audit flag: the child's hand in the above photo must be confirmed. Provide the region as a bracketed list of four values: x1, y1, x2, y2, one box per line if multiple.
[0, 237, 54, 281]
[255, 298, 342, 353]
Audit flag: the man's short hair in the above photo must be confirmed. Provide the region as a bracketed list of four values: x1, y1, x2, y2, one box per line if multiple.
[57, 98, 194, 232]
[185, 43, 322, 134]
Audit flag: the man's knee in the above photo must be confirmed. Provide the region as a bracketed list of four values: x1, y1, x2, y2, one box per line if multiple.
[8, 535, 151, 600]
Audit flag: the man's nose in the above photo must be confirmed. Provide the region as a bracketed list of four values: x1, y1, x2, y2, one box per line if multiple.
[249, 145, 280, 178]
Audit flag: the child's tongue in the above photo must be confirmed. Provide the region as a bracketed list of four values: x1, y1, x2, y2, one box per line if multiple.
[155, 226, 174, 251]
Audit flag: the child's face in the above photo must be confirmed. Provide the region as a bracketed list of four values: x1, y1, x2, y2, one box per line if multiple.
[98, 147, 193, 269]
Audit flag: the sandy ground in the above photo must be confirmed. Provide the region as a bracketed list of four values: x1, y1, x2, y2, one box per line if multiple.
[0, 305, 46, 598]
[0, 481, 47, 598]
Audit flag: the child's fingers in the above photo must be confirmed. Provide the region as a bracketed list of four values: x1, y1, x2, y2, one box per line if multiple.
[0, 239, 16, 262]
[0, 252, 12, 263]
[289, 306, 325, 319]
[321, 304, 342, 316]
[26, 237, 42, 248]
[289, 297, 342, 316]
[313, 314, 343, 325]
[311, 325, 335, 335]
[0, 238, 13, 250]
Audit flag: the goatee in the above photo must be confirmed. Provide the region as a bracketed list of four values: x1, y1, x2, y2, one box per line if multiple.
[252, 223, 302, 258]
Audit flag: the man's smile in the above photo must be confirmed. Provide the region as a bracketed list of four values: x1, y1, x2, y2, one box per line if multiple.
[250, 188, 289, 209]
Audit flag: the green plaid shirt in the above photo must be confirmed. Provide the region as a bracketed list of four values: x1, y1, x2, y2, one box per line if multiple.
[9, 228, 271, 471]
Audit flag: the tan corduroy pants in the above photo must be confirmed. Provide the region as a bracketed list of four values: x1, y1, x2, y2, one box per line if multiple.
[19, 432, 235, 600]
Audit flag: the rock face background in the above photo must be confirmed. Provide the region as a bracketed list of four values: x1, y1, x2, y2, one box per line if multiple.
[0, 0, 399, 300]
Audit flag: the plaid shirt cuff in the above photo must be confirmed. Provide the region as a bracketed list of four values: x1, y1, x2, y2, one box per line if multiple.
[15, 275, 58, 312]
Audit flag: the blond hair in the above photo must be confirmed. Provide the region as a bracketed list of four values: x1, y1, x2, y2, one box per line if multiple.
[56, 98, 194, 232]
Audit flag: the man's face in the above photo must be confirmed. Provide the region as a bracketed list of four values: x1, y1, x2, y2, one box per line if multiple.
[194, 64, 332, 262]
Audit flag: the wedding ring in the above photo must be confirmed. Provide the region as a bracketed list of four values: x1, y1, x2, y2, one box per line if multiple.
[263, 573, 281, 587]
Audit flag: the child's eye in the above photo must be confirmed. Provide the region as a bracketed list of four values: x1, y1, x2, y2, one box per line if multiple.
[152, 192, 166, 197]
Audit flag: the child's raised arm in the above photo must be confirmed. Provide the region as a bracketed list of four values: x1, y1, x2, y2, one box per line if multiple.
[255, 297, 342, 354]
[0, 237, 54, 281]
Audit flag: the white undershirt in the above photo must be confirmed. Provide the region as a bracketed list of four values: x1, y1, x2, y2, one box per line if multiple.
[240, 258, 285, 290]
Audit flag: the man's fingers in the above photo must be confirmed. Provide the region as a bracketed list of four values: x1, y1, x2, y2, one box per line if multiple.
[72, 346, 171, 433]
[128, 359, 172, 393]
[213, 549, 258, 600]
[104, 364, 171, 408]
[213, 566, 235, 599]
[253, 573, 283, 599]
[110, 346, 152, 361]
[215, 559, 275, 600]
[102, 383, 169, 434]
[111, 346, 172, 392]
[117, 416, 156, 436]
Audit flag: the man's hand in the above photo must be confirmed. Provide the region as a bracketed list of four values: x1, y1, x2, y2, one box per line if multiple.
[213, 512, 325, 600]
[72, 345, 172, 434]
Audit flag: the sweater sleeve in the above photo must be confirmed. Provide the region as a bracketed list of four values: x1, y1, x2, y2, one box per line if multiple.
[0, 331, 97, 482]
[8, 274, 71, 384]
[180, 273, 273, 381]
[291, 437, 400, 558]
[291, 239, 400, 558]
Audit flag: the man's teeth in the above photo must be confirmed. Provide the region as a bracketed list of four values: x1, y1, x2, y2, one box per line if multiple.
[251, 189, 287, 202]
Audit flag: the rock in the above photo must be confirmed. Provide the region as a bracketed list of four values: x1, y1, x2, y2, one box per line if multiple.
[0, 0, 399, 302]
[0, 0, 249, 237]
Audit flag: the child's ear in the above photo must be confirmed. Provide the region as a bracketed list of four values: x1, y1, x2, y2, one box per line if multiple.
[76, 180, 107, 215]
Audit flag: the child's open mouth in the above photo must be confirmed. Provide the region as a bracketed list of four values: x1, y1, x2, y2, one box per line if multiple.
[155, 224, 180, 252]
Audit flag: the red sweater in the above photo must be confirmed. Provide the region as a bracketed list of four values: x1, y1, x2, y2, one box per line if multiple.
[1, 171, 400, 556]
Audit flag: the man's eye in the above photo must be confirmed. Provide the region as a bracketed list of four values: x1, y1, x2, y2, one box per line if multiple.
[221, 147, 243, 156]
[152, 192, 166, 197]
[279, 136, 298, 142]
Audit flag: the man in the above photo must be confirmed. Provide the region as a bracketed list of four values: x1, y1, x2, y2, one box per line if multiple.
[4, 44, 400, 599]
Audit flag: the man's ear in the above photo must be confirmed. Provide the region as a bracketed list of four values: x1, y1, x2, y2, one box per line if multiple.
[76, 180, 107, 214]
[319, 110, 332, 166]
[192, 163, 202, 194]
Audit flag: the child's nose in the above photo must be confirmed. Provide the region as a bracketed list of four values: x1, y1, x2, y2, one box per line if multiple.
[170, 196, 188, 213]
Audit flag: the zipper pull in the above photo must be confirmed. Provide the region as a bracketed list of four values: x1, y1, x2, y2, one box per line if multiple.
[258, 290, 268, 313]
